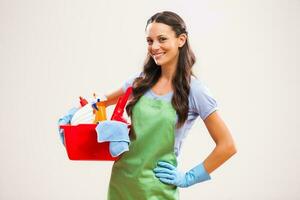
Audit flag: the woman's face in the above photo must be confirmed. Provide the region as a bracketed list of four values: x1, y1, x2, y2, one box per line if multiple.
[145, 22, 186, 67]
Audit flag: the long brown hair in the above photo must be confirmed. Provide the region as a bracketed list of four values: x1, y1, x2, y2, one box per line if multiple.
[126, 11, 196, 128]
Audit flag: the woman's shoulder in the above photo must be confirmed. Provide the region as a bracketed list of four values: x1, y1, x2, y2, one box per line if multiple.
[189, 76, 218, 106]
[189, 76, 209, 95]
[122, 71, 144, 92]
[128, 71, 144, 79]
[188, 75, 218, 119]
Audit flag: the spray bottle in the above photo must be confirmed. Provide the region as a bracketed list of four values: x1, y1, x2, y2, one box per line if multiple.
[91, 94, 108, 123]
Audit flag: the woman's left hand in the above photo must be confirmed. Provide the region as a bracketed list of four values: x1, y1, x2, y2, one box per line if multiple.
[153, 161, 211, 188]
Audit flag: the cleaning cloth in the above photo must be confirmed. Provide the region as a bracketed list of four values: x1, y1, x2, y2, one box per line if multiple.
[96, 120, 130, 157]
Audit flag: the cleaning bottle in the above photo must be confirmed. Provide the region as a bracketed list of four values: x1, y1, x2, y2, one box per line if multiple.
[91, 94, 108, 123]
[93, 100, 107, 123]
[79, 96, 88, 107]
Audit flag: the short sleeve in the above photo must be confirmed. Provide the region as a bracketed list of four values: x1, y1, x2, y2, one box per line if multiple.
[189, 78, 218, 120]
[121, 72, 143, 92]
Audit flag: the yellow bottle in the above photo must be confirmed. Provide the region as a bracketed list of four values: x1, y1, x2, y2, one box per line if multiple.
[93, 101, 107, 123]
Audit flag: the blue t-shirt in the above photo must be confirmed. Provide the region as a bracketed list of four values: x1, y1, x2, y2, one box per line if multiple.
[122, 72, 218, 158]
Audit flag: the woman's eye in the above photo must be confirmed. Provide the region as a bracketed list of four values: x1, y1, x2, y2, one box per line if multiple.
[147, 40, 153, 45]
[159, 37, 167, 42]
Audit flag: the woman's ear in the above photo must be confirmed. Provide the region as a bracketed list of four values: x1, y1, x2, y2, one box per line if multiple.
[178, 33, 187, 48]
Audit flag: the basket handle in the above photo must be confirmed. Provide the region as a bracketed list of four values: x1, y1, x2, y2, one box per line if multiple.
[110, 87, 132, 123]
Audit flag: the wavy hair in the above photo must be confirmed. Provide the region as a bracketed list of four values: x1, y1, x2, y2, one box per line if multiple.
[126, 11, 196, 128]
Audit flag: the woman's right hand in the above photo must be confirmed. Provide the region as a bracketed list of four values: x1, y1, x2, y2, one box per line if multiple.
[57, 107, 79, 145]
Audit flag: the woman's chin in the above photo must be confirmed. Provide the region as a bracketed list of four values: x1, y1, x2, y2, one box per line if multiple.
[154, 59, 165, 66]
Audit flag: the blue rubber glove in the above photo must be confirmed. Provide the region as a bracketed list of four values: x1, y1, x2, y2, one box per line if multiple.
[57, 107, 78, 145]
[153, 161, 211, 188]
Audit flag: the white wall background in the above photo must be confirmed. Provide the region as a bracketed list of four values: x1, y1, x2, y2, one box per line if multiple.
[1, 0, 299, 199]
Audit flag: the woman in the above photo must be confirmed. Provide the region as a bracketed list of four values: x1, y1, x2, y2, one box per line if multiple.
[102, 11, 237, 200]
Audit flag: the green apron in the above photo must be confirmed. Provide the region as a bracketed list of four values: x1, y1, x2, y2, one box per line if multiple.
[108, 95, 179, 200]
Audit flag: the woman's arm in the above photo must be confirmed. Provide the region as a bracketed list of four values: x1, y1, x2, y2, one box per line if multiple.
[202, 111, 237, 174]
[153, 110, 236, 187]
[103, 88, 125, 107]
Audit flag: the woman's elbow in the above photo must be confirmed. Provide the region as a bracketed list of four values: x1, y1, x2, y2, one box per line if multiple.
[226, 142, 237, 157]
[218, 142, 237, 157]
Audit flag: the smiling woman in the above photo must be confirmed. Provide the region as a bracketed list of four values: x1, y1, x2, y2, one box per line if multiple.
[106, 11, 236, 200]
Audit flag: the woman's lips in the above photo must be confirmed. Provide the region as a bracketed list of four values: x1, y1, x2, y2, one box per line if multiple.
[152, 52, 165, 60]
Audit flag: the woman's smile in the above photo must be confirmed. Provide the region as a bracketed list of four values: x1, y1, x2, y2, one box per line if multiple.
[152, 52, 166, 60]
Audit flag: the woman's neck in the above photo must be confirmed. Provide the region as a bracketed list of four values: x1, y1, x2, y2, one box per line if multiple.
[160, 57, 178, 82]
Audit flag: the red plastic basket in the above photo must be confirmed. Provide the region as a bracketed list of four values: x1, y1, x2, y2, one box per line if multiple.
[60, 87, 132, 161]
[60, 124, 118, 161]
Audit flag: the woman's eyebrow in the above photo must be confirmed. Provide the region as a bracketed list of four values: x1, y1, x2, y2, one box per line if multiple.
[146, 34, 166, 39]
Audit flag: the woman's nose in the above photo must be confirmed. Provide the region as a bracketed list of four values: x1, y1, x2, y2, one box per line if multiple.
[151, 40, 160, 51]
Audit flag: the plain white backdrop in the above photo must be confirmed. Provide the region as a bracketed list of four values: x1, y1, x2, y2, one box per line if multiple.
[1, 0, 299, 199]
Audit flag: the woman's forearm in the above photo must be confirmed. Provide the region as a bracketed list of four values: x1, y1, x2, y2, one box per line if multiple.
[203, 143, 237, 174]
[202, 112, 237, 174]
[103, 88, 125, 107]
